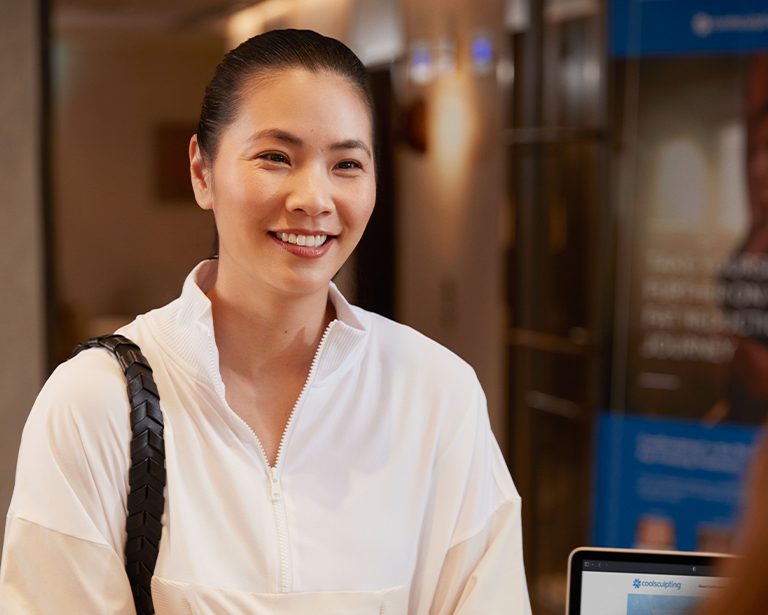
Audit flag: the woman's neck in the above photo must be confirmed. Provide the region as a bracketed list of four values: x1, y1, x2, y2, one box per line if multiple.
[206, 262, 335, 380]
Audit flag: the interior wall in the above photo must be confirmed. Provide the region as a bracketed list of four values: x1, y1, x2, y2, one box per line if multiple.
[53, 30, 222, 341]
[0, 0, 45, 557]
[396, 0, 510, 451]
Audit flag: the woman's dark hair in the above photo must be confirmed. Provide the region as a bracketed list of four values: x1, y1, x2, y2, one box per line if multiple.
[197, 28, 374, 163]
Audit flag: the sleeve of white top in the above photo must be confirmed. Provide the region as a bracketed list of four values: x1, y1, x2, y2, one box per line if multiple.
[429, 501, 532, 615]
[426, 376, 532, 615]
[0, 349, 136, 614]
[0, 517, 136, 614]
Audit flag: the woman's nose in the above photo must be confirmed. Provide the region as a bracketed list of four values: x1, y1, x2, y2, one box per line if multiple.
[284, 165, 333, 216]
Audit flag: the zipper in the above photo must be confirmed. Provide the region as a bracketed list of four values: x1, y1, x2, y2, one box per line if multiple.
[269, 320, 335, 592]
[206, 321, 336, 593]
[270, 466, 291, 592]
[273, 321, 335, 470]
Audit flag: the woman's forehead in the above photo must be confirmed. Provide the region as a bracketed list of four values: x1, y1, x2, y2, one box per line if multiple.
[241, 68, 370, 117]
[230, 69, 374, 145]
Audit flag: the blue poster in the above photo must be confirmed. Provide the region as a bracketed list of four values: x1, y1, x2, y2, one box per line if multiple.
[593, 412, 763, 552]
[611, 0, 768, 56]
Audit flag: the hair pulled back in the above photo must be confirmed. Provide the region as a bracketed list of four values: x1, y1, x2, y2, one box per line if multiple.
[197, 28, 374, 162]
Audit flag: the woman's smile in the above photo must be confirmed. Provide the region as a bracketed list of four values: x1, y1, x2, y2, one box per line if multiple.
[269, 230, 335, 258]
[272, 232, 330, 248]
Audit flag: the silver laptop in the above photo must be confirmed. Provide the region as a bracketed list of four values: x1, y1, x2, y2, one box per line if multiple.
[566, 547, 732, 615]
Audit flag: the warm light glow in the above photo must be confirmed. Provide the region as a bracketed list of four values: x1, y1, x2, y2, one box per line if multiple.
[432, 75, 477, 194]
[496, 57, 514, 87]
[226, 0, 295, 49]
[226, 0, 353, 51]
[427, 73, 479, 253]
[350, 0, 405, 67]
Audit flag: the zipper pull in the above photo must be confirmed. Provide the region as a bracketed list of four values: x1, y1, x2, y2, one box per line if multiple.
[270, 466, 282, 502]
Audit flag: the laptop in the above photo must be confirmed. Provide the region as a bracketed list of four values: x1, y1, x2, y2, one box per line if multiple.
[566, 547, 732, 615]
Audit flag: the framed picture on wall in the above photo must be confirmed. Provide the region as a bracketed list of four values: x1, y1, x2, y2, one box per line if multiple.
[153, 122, 197, 204]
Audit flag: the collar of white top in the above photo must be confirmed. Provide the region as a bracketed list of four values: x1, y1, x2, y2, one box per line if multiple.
[143, 259, 369, 391]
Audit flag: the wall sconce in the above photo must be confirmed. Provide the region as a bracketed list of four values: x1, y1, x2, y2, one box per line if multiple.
[470, 31, 494, 76]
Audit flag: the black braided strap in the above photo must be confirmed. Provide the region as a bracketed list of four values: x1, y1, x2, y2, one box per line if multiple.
[71, 334, 165, 615]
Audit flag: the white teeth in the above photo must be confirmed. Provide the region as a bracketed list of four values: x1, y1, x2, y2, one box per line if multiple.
[276, 233, 329, 247]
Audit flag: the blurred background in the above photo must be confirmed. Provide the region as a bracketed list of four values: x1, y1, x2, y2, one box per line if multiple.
[2, 0, 768, 612]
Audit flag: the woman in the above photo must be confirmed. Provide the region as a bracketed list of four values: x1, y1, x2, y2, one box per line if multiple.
[0, 30, 530, 614]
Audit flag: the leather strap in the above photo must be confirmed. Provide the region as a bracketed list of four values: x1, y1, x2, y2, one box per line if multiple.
[72, 334, 165, 615]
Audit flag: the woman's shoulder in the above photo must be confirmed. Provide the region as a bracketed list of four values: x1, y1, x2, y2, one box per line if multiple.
[10, 342, 134, 545]
[353, 308, 479, 387]
[26, 344, 132, 442]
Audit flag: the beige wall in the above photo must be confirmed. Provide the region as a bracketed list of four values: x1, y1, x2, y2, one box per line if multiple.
[396, 0, 509, 450]
[0, 0, 45, 556]
[54, 31, 221, 331]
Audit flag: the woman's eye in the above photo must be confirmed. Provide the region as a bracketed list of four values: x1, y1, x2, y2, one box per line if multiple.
[336, 160, 362, 170]
[260, 153, 287, 163]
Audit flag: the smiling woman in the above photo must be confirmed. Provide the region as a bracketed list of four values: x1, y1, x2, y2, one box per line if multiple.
[190, 68, 376, 310]
[0, 29, 531, 615]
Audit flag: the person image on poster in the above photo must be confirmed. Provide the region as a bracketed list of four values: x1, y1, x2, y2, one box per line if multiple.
[718, 55, 768, 424]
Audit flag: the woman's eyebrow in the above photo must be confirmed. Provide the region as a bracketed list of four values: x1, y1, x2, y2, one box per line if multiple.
[248, 129, 303, 146]
[331, 139, 372, 158]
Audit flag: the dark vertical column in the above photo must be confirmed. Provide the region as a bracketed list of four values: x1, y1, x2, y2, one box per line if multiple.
[40, 0, 56, 374]
[509, 0, 544, 577]
[355, 68, 396, 319]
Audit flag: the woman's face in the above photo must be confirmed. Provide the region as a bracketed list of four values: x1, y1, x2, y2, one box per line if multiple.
[191, 68, 376, 300]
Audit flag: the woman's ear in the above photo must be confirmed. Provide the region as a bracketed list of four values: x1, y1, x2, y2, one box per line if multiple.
[190, 134, 213, 211]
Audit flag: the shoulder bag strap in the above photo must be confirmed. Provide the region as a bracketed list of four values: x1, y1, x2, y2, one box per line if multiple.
[72, 334, 165, 615]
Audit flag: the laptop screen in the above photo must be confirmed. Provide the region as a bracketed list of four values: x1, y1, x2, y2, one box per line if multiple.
[567, 548, 731, 615]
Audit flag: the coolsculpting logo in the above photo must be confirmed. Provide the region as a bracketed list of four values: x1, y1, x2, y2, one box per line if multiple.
[632, 578, 682, 591]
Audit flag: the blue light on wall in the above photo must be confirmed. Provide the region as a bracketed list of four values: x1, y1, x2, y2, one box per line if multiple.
[471, 35, 494, 75]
